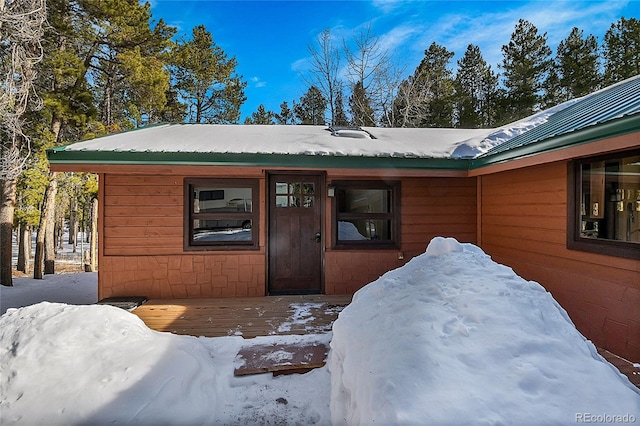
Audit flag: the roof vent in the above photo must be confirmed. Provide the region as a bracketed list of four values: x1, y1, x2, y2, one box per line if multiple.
[329, 126, 375, 139]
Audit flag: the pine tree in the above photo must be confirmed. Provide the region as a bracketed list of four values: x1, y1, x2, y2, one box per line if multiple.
[275, 101, 295, 125]
[603, 17, 640, 85]
[77, 0, 176, 130]
[333, 86, 350, 127]
[408, 42, 455, 127]
[553, 27, 601, 102]
[294, 86, 327, 125]
[500, 19, 552, 121]
[349, 81, 376, 127]
[244, 104, 274, 125]
[454, 44, 499, 128]
[171, 25, 247, 124]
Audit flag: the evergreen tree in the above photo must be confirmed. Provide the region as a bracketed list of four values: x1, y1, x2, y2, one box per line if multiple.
[404, 42, 455, 127]
[294, 86, 327, 125]
[274, 101, 295, 125]
[75, 0, 176, 131]
[349, 81, 376, 127]
[454, 44, 499, 128]
[171, 25, 247, 124]
[500, 19, 552, 121]
[244, 104, 274, 125]
[603, 17, 640, 85]
[553, 27, 601, 102]
[333, 86, 350, 127]
[541, 67, 564, 109]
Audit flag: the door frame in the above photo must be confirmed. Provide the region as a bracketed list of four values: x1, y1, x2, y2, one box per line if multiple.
[266, 170, 326, 295]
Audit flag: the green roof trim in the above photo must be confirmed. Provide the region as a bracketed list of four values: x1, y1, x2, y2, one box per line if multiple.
[46, 149, 471, 171]
[469, 113, 640, 169]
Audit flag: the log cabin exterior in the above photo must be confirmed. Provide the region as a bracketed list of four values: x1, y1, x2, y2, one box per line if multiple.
[48, 76, 640, 362]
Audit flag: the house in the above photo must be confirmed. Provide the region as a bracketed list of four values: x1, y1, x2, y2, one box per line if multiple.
[47, 75, 640, 362]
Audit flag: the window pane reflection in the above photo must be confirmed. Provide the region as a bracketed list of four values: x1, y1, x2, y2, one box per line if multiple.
[338, 220, 391, 241]
[580, 154, 640, 243]
[194, 187, 252, 213]
[338, 189, 391, 213]
[193, 219, 252, 242]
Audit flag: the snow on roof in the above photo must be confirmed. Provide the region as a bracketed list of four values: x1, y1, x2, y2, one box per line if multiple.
[52, 75, 640, 165]
[56, 124, 495, 159]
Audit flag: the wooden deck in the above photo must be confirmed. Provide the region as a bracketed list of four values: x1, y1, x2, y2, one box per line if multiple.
[132, 294, 352, 338]
[598, 348, 640, 389]
[131, 296, 640, 388]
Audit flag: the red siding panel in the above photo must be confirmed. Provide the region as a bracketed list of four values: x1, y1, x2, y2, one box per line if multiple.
[480, 162, 640, 362]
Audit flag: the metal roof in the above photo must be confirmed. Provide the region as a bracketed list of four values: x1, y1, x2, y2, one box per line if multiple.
[479, 74, 640, 158]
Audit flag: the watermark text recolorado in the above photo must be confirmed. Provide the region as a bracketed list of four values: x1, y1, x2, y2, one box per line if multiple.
[576, 413, 636, 423]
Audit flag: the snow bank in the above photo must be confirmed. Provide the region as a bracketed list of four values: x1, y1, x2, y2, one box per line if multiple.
[0, 302, 222, 424]
[329, 237, 640, 425]
[0, 302, 332, 425]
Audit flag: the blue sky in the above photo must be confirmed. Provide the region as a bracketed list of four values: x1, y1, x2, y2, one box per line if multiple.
[148, 0, 638, 121]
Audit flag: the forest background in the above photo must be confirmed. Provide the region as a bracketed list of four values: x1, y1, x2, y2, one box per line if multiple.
[0, 0, 639, 286]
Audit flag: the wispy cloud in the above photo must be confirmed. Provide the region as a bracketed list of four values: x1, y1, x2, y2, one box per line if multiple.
[292, 0, 629, 89]
[399, 0, 630, 70]
[251, 77, 266, 88]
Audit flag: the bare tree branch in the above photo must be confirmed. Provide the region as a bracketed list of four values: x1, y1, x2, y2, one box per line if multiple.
[303, 29, 340, 126]
[0, 0, 46, 180]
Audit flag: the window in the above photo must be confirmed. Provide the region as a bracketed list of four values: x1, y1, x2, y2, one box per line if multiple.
[568, 150, 640, 259]
[184, 178, 259, 250]
[332, 180, 399, 248]
[275, 181, 316, 208]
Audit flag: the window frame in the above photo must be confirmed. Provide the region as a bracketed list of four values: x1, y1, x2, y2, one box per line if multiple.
[567, 150, 640, 260]
[184, 178, 260, 251]
[331, 180, 400, 249]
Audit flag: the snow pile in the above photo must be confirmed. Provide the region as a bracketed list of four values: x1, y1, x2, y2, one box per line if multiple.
[0, 302, 332, 425]
[329, 237, 640, 425]
[2, 238, 639, 425]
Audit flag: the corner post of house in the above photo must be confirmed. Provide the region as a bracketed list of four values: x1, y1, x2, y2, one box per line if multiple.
[476, 175, 482, 248]
[97, 173, 105, 300]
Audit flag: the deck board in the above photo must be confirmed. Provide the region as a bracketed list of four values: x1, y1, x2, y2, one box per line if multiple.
[132, 295, 352, 338]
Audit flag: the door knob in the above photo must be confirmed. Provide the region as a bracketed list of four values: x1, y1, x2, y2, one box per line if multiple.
[314, 232, 321, 243]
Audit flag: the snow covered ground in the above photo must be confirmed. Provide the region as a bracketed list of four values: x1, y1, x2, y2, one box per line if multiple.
[1, 238, 639, 425]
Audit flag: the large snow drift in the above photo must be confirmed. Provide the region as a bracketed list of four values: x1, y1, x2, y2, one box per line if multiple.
[1, 238, 639, 425]
[0, 302, 332, 425]
[329, 237, 640, 424]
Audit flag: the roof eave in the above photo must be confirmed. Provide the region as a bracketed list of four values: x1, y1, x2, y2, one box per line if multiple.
[469, 113, 640, 170]
[46, 150, 470, 171]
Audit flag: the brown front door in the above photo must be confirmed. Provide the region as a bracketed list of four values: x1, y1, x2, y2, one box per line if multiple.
[268, 173, 323, 294]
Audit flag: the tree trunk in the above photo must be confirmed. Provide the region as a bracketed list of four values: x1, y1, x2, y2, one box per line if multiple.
[17, 224, 30, 273]
[88, 197, 98, 272]
[44, 175, 58, 274]
[69, 195, 77, 250]
[0, 178, 16, 286]
[34, 172, 58, 279]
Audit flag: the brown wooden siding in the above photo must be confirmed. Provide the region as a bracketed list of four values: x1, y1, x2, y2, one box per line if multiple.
[324, 176, 477, 294]
[100, 172, 478, 300]
[401, 177, 477, 257]
[103, 175, 185, 256]
[480, 162, 640, 362]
